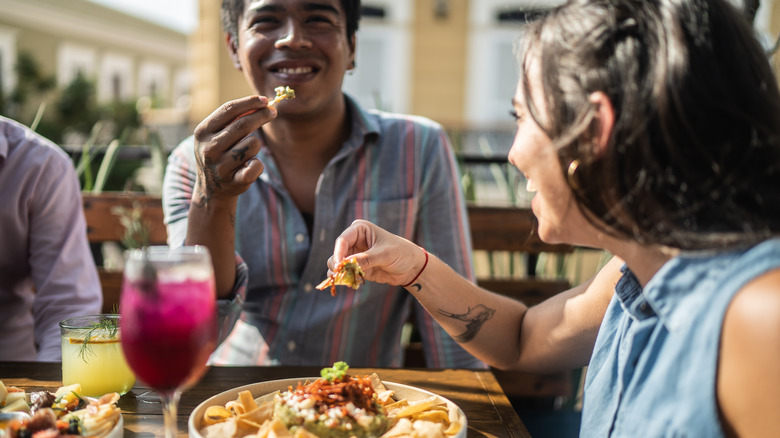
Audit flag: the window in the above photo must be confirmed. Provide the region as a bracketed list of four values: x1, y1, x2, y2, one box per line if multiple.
[342, 0, 412, 113]
[138, 61, 169, 106]
[57, 43, 97, 87]
[465, 0, 563, 128]
[98, 53, 133, 103]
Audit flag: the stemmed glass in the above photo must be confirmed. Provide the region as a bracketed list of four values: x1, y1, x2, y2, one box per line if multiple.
[120, 246, 217, 437]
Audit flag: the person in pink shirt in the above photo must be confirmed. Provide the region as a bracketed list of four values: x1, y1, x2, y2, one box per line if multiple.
[0, 115, 102, 361]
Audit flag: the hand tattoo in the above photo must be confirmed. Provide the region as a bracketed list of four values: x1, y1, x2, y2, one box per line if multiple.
[437, 304, 496, 343]
[194, 156, 221, 207]
[231, 145, 250, 162]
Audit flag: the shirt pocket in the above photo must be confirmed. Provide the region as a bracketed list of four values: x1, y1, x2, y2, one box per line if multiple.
[351, 197, 416, 241]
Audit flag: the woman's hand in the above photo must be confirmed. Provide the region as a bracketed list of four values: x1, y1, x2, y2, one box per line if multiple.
[328, 220, 427, 287]
[191, 95, 276, 207]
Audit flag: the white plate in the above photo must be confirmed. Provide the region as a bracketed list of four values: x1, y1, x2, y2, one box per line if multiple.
[105, 414, 123, 438]
[188, 377, 467, 438]
[84, 397, 123, 438]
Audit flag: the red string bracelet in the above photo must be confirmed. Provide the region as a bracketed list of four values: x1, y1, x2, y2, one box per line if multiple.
[402, 247, 429, 288]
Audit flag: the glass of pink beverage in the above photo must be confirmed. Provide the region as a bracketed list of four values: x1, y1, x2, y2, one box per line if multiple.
[120, 246, 217, 438]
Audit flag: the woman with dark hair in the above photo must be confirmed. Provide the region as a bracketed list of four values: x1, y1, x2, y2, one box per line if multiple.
[325, 0, 780, 435]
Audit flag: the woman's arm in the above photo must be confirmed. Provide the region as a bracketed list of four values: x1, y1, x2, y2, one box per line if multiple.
[409, 252, 620, 372]
[331, 220, 620, 372]
[717, 268, 780, 437]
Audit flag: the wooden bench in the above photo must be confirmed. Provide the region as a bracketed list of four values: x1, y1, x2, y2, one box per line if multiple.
[468, 204, 576, 402]
[82, 192, 166, 313]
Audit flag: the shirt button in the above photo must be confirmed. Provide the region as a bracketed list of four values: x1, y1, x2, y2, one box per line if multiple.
[287, 341, 296, 352]
[295, 233, 306, 243]
[303, 283, 313, 293]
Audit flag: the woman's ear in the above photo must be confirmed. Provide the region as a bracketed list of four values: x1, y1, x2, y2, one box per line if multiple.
[225, 34, 242, 71]
[589, 91, 615, 156]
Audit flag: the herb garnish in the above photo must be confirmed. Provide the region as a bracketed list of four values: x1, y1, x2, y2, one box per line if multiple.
[320, 361, 349, 382]
[77, 316, 119, 361]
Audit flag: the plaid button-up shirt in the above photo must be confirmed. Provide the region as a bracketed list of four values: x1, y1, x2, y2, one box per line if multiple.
[163, 95, 484, 368]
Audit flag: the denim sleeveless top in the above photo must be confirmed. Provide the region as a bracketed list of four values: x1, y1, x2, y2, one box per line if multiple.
[580, 239, 780, 437]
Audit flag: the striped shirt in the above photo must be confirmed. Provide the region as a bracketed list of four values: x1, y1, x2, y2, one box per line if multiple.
[162, 95, 484, 368]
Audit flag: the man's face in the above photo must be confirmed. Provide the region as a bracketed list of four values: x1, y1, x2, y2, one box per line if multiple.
[231, 0, 355, 117]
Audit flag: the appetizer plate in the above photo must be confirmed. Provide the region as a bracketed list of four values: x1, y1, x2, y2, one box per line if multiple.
[188, 377, 467, 438]
[0, 409, 122, 438]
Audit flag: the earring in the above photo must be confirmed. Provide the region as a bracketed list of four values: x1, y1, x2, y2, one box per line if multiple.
[567, 159, 581, 191]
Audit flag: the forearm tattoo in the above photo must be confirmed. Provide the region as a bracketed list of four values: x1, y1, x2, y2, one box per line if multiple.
[437, 304, 496, 343]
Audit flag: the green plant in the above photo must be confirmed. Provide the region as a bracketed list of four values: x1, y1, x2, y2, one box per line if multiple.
[111, 202, 151, 249]
[56, 72, 99, 137]
[0, 51, 55, 124]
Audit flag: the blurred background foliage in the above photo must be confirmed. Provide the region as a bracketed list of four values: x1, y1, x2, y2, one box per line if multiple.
[0, 50, 165, 194]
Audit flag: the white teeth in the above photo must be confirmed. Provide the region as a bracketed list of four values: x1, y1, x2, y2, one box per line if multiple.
[526, 178, 537, 192]
[277, 67, 313, 74]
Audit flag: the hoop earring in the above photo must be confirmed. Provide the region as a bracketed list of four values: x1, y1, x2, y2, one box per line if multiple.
[567, 159, 581, 191]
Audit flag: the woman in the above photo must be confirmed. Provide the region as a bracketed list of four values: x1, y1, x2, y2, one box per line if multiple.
[325, 0, 780, 435]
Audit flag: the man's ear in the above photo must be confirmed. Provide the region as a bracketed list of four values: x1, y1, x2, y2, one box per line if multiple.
[225, 34, 242, 71]
[347, 34, 357, 70]
[589, 91, 615, 156]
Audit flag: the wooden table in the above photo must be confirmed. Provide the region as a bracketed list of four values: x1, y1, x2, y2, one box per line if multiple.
[0, 363, 530, 438]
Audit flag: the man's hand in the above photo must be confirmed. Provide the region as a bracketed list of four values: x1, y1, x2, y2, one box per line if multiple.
[191, 95, 276, 207]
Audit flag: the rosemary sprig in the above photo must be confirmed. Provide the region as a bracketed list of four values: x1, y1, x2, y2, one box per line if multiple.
[77, 316, 119, 361]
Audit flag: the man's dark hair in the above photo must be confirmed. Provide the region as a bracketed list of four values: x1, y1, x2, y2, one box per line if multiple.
[221, 0, 361, 43]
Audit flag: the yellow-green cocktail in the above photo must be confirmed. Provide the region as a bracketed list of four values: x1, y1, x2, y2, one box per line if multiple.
[60, 314, 135, 397]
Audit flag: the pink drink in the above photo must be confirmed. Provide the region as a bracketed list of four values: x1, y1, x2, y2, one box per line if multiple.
[120, 276, 216, 392]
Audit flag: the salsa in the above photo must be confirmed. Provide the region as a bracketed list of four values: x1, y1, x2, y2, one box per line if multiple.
[275, 374, 388, 438]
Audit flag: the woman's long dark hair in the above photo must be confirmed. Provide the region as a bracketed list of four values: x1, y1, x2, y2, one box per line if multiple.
[518, 0, 780, 250]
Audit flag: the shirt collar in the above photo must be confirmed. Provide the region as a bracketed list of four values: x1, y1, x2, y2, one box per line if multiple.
[343, 93, 380, 150]
[254, 93, 380, 185]
[618, 249, 740, 331]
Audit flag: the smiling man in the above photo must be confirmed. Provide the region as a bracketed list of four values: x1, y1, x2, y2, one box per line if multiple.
[162, 0, 484, 368]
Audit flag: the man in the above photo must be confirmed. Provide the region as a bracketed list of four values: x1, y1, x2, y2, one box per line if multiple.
[0, 115, 102, 361]
[162, 0, 483, 367]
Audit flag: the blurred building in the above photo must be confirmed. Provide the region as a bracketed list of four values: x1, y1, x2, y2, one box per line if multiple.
[192, 0, 570, 158]
[0, 0, 191, 145]
[192, 0, 780, 158]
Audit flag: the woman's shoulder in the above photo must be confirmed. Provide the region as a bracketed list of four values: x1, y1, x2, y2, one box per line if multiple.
[717, 266, 780, 437]
[724, 265, 780, 334]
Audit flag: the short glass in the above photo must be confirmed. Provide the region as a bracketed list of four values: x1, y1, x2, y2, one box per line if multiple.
[60, 314, 136, 397]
